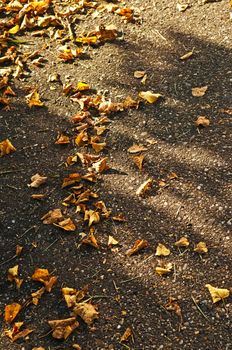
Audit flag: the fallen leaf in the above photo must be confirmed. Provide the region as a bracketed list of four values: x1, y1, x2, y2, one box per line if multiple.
[32, 268, 57, 292]
[195, 116, 210, 127]
[90, 157, 109, 173]
[62, 173, 81, 188]
[84, 209, 100, 226]
[16, 245, 23, 256]
[134, 71, 146, 78]
[41, 208, 63, 224]
[5, 322, 33, 342]
[32, 347, 46, 350]
[54, 218, 76, 231]
[62, 286, 88, 308]
[120, 327, 133, 342]
[167, 172, 178, 180]
[139, 91, 162, 104]
[0, 139, 16, 157]
[205, 284, 230, 303]
[192, 86, 208, 97]
[155, 263, 173, 275]
[108, 235, 119, 247]
[4, 303, 22, 323]
[55, 134, 70, 144]
[180, 51, 193, 60]
[174, 237, 189, 247]
[29, 173, 47, 188]
[26, 89, 44, 107]
[31, 287, 45, 305]
[126, 239, 148, 256]
[155, 243, 170, 256]
[48, 317, 79, 339]
[136, 178, 153, 196]
[127, 144, 147, 154]
[112, 213, 126, 222]
[194, 241, 208, 253]
[77, 82, 90, 91]
[31, 194, 47, 200]
[164, 297, 182, 317]
[8, 265, 23, 289]
[73, 303, 99, 325]
[72, 345, 81, 350]
[133, 154, 145, 171]
[82, 228, 99, 249]
[176, 3, 189, 12]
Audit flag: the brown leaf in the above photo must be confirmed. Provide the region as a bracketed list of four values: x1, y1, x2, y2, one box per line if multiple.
[54, 218, 76, 231]
[194, 242, 208, 253]
[133, 154, 144, 171]
[134, 71, 146, 79]
[16, 245, 23, 256]
[31, 194, 47, 200]
[7, 265, 23, 289]
[112, 213, 126, 222]
[120, 327, 133, 342]
[155, 243, 170, 256]
[155, 263, 173, 275]
[84, 209, 100, 226]
[0, 139, 16, 157]
[62, 173, 81, 188]
[31, 287, 45, 305]
[191, 86, 208, 97]
[41, 208, 63, 224]
[62, 286, 88, 308]
[48, 317, 79, 339]
[55, 134, 70, 144]
[195, 116, 210, 127]
[73, 303, 99, 325]
[82, 228, 99, 249]
[4, 303, 22, 323]
[174, 237, 190, 247]
[136, 178, 153, 196]
[29, 173, 47, 188]
[90, 157, 109, 173]
[26, 89, 44, 107]
[126, 239, 148, 256]
[5, 322, 33, 342]
[32, 268, 57, 292]
[164, 297, 182, 317]
[128, 144, 147, 154]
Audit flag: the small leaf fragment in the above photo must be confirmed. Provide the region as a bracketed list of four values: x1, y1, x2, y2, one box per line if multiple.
[127, 144, 147, 154]
[73, 303, 99, 326]
[195, 116, 210, 127]
[133, 155, 144, 171]
[0, 139, 16, 157]
[180, 51, 193, 60]
[54, 218, 76, 231]
[136, 178, 153, 196]
[48, 317, 79, 339]
[174, 237, 189, 247]
[176, 3, 189, 12]
[194, 242, 208, 253]
[192, 86, 208, 97]
[120, 327, 133, 342]
[108, 235, 119, 247]
[4, 303, 22, 323]
[205, 284, 230, 303]
[155, 243, 170, 256]
[139, 91, 162, 104]
[126, 239, 148, 256]
[26, 89, 44, 107]
[29, 173, 47, 188]
[32, 268, 57, 292]
[134, 71, 146, 79]
[155, 263, 173, 276]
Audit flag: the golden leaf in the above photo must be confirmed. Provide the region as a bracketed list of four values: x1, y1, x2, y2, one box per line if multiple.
[54, 218, 76, 231]
[0, 139, 16, 157]
[205, 284, 230, 303]
[126, 239, 148, 256]
[133, 154, 144, 171]
[48, 317, 79, 339]
[8, 24, 20, 35]
[84, 209, 100, 226]
[82, 228, 99, 249]
[91, 157, 109, 173]
[123, 96, 139, 109]
[4, 86, 16, 96]
[91, 141, 106, 153]
[8, 265, 23, 290]
[120, 327, 133, 342]
[16, 245, 23, 256]
[76, 36, 98, 45]
[75, 130, 88, 146]
[62, 173, 81, 188]
[55, 134, 70, 144]
[26, 89, 44, 107]
[32, 268, 57, 292]
[191, 86, 208, 97]
[139, 91, 162, 104]
[174, 237, 189, 247]
[127, 144, 147, 154]
[41, 208, 63, 224]
[73, 303, 99, 325]
[134, 71, 146, 78]
[5, 322, 33, 342]
[167, 172, 178, 180]
[155, 243, 170, 256]
[176, 3, 189, 12]
[62, 286, 88, 308]
[180, 51, 193, 60]
[31, 194, 47, 200]
[29, 173, 47, 188]
[72, 345, 81, 350]
[4, 303, 22, 323]
[195, 116, 210, 127]
[155, 263, 173, 275]
[112, 213, 126, 222]
[136, 178, 153, 196]
[194, 242, 208, 253]
[108, 235, 119, 246]
[95, 200, 111, 218]
[31, 287, 45, 305]
[77, 82, 90, 91]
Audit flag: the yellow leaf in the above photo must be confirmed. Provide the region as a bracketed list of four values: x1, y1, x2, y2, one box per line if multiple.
[180, 51, 193, 60]
[82, 228, 99, 249]
[194, 242, 208, 253]
[0, 139, 16, 157]
[54, 218, 76, 231]
[155, 243, 170, 256]
[16, 245, 23, 256]
[134, 71, 146, 78]
[77, 82, 90, 91]
[62, 286, 88, 308]
[8, 25, 20, 35]
[26, 89, 44, 107]
[192, 86, 208, 97]
[174, 237, 189, 247]
[120, 327, 133, 342]
[91, 141, 106, 153]
[8, 265, 23, 290]
[127, 144, 147, 154]
[62, 173, 81, 188]
[31, 287, 45, 305]
[133, 154, 145, 171]
[48, 317, 79, 339]
[195, 116, 210, 127]
[29, 173, 47, 188]
[205, 284, 230, 303]
[32, 268, 57, 292]
[73, 303, 99, 325]
[108, 235, 119, 246]
[4, 303, 22, 323]
[136, 178, 153, 196]
[76, 36, 98, 45]
[176, 3, 189, 12]
[155, 263, 173, 275]
[139, 91, 162, 104]
[5, 323, 33, 342]
[55, 134, 70, 144]
[126, 239, 148, 256]
[41, 208, 63, 224]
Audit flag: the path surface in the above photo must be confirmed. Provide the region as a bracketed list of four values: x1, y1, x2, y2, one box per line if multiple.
[0, 1, 231, 349]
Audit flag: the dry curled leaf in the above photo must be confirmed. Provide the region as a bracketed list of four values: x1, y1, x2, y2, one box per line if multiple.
[29, 173, 47, 188]
[48, 317, 79, 340]
[0, 139, 16, 157]
[16, 245, 23, 256]
[31, 287, 45, 306]
[5, 322, 33, 342]
[192, 86, 208, 97]
[55, 134, 70, 144]
[139, 91, 162, 104]
[176, 3, 189, 12]
[32, 268, 57, 292]
[134, 71, 146, 79]
[155, 243, 170, 256]
[120, 327, 133, 342]
[180, 51, 193, 60]
[205, 284, 230, 303]
[174, 237, 190, 247]
[155, 263, 173, 276]
[127, 144, 147, 154]
[26, 89, 44, 107]
[195, 116, 210, 127]
[136, 178, 153, 196]
[62, 173, 81, 188]
[82, 228, 99, 249]
[164, 297, 182, 317]
[72, 344, 81, 350]
[194, 241, 208, 253]
[8, 265, 23, 289]
[84, 209, 100, 226]
[41, 208, 63, 224]
[31, 194, 47, 200]
[54, 218, 76, 231]
[126, 239, 148, 256]
[73, 302, 99, 325]
[108, 235, 119, 247]
[4, 303, 22, 323]
[62, 286, 88, 308]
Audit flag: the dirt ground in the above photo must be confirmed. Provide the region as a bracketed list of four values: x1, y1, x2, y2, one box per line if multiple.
[0, 0, 232, 349]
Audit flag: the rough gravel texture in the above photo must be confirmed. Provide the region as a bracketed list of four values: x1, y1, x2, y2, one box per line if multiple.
[0, 1, 232, 349]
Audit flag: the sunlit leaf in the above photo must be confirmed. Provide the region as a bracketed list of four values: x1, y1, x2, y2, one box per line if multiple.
[48, 317, 79, 339]
[194, 242, 208, 253]
[0, 139, 16, 157]
[205, 284, 230, 303]
[155, 243, 170, 256]
[73, 303, 99, 325]
[174, 237, 189, 247]
[195, 116, 210, 127]
[191, 86, 208, 97]
[126, 239, 148, 256]
[29, 173, 47, 188]
[120, 327, 133, 342]
[139, 91, 162, 104]
[136, 178, 153, 196]
[4, 303, 22, 323]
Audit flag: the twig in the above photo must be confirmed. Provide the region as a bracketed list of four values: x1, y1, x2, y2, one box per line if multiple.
[154, 29, 167, 42]
[44, 238, 59, 251]
[38, 329, 53, 339]
[191, 295, 210, 321]
[84, 295, 112, 303]
[112, 279, 119, 292]
[0, 254, 17, 267]
[121, 276, 141, 284]
[173, 263, 177, 282]
[0, 169, 22, 175]
[19, 225, 37, 238]
[138, 254, 154, 265]
[120, 343, 131, 350]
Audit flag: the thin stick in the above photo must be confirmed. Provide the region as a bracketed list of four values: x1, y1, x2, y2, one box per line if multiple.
[84, 295, 112, 303]
[0, 169, 22, 175]
[191, 295, 210, 321]
[0, 254, 17, 267]
[19, 225, 37, 238]
[121, 276, 141, 284]
[120, 343, 131, 350]
[44, 238, 59, 251]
